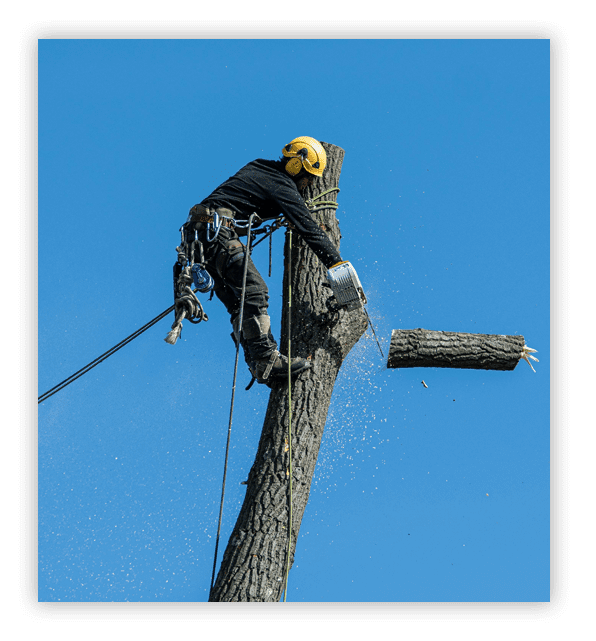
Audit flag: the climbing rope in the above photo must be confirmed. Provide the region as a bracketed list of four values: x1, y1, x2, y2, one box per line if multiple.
[282, 228, 294, 602]
[209, 212, 258, 599]
[38, 304, 177, 404]
[305, 187, 340, 213]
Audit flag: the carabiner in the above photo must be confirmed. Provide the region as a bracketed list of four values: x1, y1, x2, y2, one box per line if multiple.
[206, 212, 221, 243]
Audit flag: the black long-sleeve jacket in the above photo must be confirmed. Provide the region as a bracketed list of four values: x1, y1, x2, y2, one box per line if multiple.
[196, 158, 342, 268]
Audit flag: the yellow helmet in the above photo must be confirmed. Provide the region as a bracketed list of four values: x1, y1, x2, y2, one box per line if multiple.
[282, 136, 327, 177]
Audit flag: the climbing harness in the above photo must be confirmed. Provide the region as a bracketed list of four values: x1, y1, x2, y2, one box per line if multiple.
[209, 212, 259, 599]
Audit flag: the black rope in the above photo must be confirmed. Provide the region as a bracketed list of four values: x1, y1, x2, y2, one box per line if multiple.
[364, 308, 385, 359]
[209, 212, 257, 600]
[38, 304, 176, 404]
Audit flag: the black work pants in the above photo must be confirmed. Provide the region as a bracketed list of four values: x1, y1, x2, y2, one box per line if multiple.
[197, 225, 270, 327]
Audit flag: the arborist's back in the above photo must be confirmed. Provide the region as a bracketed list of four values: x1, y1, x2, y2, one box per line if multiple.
[194, 158, 342, 268]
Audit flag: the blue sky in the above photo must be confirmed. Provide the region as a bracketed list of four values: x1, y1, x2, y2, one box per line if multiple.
[38, 38, 549, 602]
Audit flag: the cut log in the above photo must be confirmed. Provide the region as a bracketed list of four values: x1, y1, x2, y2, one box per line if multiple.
[387, 328, 527, 371]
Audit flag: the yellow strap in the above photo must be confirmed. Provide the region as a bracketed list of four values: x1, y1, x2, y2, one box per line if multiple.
[284, 229, 294, 603]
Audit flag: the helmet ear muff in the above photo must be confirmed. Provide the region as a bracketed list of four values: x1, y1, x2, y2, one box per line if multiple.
[282, 136, 327, 177]
[285, 157, 303, 176]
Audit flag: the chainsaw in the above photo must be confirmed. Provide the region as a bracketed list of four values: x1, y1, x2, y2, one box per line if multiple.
[325, 261, 384, 358]
[326, 261, 367, 311]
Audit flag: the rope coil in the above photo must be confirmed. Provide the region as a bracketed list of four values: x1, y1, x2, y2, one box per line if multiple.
[305, 187, 340, 213]
[164, 247, 209, 345]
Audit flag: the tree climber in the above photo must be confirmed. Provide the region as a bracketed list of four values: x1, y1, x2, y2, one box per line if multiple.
[180, 136, 355, 387]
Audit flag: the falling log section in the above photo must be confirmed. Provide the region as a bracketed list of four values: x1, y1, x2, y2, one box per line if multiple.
[387, 328, 532, 371]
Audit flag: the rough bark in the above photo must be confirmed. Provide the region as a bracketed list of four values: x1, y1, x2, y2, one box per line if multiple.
[387, 328, 526, 371]
[209, 143, 368, 602]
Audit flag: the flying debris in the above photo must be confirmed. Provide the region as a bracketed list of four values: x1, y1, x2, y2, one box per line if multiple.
[421, 380, 428, 388]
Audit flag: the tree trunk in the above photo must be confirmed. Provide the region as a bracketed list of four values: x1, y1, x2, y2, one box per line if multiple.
[209, 143, 368, 602]
[387, 328, 526, 371]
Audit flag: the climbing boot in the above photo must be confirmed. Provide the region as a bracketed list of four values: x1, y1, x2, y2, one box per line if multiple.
[241, 314, 310, 387]
[250, 350, 311, 386]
